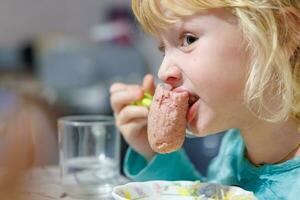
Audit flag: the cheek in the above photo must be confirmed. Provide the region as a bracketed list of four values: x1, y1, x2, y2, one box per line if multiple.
[184, 38, 248, 103]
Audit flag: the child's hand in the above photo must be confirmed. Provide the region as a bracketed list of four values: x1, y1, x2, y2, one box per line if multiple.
[110, 74, 155, 161]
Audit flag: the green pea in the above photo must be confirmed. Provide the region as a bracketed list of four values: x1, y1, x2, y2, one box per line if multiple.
[144, 92, 153, 100]
[131, 92, 153, 108]
[141, 98, 152, 107]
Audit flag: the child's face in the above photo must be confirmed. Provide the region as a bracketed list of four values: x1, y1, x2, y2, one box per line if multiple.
[157, 9, 252, 136]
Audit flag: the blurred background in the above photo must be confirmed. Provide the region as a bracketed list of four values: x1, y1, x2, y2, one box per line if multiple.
[0, 0, 223, 178]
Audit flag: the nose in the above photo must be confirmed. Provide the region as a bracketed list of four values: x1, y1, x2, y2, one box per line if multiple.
[158, 57, 183, 88]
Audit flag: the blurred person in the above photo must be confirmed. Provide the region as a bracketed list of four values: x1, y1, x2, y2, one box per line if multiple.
[0, 72, 59, 166]
[0, 100, 35, 200]
[0, 72, 60, 199]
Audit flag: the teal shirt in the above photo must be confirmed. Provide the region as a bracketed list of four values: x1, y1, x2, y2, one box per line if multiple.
[124, 129, 300, 200]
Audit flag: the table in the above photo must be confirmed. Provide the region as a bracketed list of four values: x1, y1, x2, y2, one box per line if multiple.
[19, 166, 129, 200]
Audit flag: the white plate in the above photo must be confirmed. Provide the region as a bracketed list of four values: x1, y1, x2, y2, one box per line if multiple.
[112, 180, 257, 200]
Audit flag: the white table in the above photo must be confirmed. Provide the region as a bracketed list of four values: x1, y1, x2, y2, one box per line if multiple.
[20, 166, 129, 200]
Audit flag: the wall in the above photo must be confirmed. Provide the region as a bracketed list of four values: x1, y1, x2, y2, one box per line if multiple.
[0, 0, 130, 47]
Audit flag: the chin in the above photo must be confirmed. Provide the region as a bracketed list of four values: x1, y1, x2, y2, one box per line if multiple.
[188, 119, 224, 137]
[195, 129, 217, 137]
[187, 124, 211, 137]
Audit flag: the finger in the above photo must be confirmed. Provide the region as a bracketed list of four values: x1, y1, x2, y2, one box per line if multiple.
[117, 105, 149, 126]
[110, 89, 144, 113]
[142, 74, 155, 95]
[110, 83, 127, 94]
[110, 83, 140, 94]
[120, 118, 148, 139]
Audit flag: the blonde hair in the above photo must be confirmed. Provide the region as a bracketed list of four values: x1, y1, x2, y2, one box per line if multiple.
[132, 0, 300, 123]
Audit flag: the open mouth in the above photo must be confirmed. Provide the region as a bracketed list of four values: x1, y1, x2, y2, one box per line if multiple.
[188, 94, 200, 108]
[169, 86, 200, 113]
[187, 93, 200, 123]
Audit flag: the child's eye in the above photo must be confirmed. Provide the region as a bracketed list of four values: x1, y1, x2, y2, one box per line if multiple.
[181, 33, 198, 47]
[158, 44, 165, 55]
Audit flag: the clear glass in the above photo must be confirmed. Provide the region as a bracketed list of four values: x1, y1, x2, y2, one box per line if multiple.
[58, 115, 120, 199]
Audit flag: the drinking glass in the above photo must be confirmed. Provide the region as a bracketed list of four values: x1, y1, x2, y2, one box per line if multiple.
[58, 115, 120, 199]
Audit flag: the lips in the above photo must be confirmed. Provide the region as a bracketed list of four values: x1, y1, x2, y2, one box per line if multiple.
[187, 99, 199, 123]
[171, 87, 200, 123]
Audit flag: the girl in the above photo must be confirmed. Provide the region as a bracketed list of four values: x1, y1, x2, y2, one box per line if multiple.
[110, 0, 300, 199]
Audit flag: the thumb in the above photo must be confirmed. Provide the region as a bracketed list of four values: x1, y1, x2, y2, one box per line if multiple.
[142, 74, 155, 95]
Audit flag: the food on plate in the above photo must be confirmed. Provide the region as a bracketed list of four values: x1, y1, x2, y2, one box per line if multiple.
[112, 181, 258, 200]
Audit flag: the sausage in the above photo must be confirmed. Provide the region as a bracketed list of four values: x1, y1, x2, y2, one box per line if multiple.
[148, 84, 189, 153]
